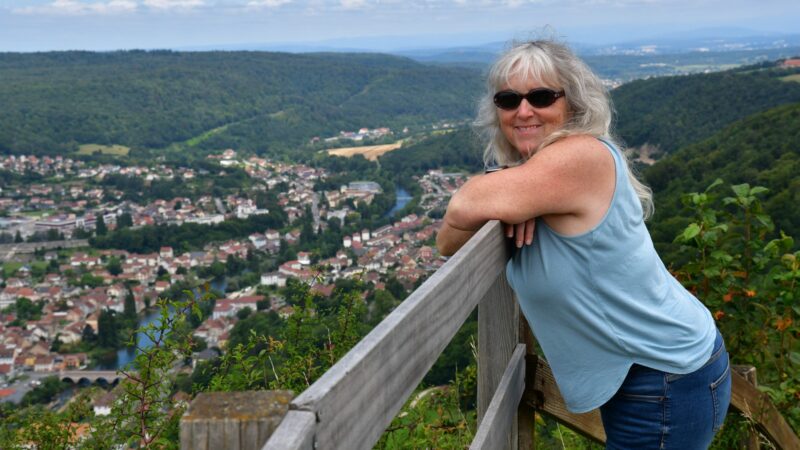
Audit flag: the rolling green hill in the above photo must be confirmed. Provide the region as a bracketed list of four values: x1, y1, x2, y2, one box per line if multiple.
[378, 128, 483, 184]
[612, 64, 800, 153]
[645, 102, 800, 253]
[0, 50, 483, 157]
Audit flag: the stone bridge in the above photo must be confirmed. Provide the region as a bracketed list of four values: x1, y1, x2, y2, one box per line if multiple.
[59, 370, 123, 384]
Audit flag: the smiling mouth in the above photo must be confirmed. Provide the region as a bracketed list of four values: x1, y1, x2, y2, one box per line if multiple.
[515, 125, 541, 132]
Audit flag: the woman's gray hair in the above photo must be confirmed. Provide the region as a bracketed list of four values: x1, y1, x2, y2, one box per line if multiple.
[474, 39, 654, 219]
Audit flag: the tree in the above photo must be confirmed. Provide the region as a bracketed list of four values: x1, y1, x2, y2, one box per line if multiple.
[370, 289, 399, 324]
[117, 212, 133, 229]
[386, 276, 407, 300]
[236, 307, 253, 320]
[97, 309, 120, 348]
[14, 230, 23, 243]
[11, 297, 44, 322]
[95, 214, 107, 236]
[225, 254, 242, 276]
[45, 228, 61, 241]
[20, 376, 68, 407]
[107, 257, 123, 276]
[124, 290, 137, 323]
[82, 324, 96, 343]
[209, 260, 226, 279]
[50, 336, 63, 353]
[73, 227, 91, 239]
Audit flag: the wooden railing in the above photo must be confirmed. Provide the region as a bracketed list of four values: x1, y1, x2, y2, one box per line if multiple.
[180, 221, 800, 450]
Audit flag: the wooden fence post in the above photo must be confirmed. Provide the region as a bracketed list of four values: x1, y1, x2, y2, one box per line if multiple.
[734, 365, 760, 450]
[517, 318, 537, 449]
[478, 271, 519, 450]
[180, 391, 293, 450]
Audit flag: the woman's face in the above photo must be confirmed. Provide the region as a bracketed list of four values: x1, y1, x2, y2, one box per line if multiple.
[497, 73, 569, 159]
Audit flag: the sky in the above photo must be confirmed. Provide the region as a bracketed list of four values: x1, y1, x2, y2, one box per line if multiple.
[0, 0, 798, 52]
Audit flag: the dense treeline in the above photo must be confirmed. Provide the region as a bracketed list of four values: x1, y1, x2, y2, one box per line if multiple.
[90, 212, 285, 254]
[378, 128, 484, 190]
[645, 102, 800, 259]
[613, 65, 800, 153]
[0, 51, 482, 156]
[99, 165, 252, 201]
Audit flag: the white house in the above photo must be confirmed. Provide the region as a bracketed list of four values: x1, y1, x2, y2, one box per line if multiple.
[260, 272, 287, 287]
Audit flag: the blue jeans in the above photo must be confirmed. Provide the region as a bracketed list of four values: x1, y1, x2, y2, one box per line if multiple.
[600, 330, 731, 449]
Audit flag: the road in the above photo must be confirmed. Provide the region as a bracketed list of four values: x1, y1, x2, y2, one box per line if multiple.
[311, 192, 320, 232]
[0, 372, 53, 404]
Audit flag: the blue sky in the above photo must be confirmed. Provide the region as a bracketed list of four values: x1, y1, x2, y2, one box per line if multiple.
[1, 0, 798, 52]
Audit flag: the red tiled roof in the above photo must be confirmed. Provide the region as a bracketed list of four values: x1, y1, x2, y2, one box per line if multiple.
[0, 388, 16, 397]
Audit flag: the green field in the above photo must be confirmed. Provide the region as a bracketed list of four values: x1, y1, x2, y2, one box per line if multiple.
[2, 262, 23, 278]
[77, 144, 130, 156]
[185, 124, 230, 147]
[781, 73, 800, 83]
[19, 210, 50, 218]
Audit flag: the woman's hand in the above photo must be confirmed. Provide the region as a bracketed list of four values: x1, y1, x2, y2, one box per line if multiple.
[505, 219, 535, 248]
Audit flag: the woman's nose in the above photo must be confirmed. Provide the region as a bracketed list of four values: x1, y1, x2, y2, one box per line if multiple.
[516, 99, 536, 118]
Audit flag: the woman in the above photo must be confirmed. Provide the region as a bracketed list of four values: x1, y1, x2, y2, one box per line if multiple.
[437, 40, 732, 449]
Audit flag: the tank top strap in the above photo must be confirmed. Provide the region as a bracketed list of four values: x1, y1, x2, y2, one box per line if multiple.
[596, 137, 628, 193]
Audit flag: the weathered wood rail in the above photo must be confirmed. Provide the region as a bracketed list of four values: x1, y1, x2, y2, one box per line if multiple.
[180, 220, 800, 450]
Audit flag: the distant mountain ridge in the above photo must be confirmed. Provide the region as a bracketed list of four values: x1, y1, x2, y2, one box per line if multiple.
[612, 64, 800, 152]
[0, 50, 484, 156]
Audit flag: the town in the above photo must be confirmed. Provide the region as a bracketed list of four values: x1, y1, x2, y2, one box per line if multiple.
[0, 146, 468, 412]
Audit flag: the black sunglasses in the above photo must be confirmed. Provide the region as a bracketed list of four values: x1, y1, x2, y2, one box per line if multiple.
[493, 88, 565, 110]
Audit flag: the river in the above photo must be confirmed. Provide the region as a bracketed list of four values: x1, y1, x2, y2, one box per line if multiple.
[385, 186, 412, 218]
[96, 278, 227, 370]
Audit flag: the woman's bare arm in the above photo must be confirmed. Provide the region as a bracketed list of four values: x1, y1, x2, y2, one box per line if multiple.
[436, 135, 614, 256]
[436, 221, 479, 257]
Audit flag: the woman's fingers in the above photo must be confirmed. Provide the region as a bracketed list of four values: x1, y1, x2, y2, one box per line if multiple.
[515, 222, 526, 247]
[505, 220, 536, 248]
[524, 218, 535, 246]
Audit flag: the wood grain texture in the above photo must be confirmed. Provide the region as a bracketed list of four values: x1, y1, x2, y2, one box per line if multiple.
[730, 367, 800, 450]
[517, 318, 537, 450]
[261, 411, 315, 450]
[471, 345, 526, 450]
[194, 421, 210, 450]
[242, 420, 260, 450]
[208, 418, 225, 450]
[180, 419, 194, 450]
[289, 221, 511, 450]
[524, 356, 606, 444]
[734, 365, 761, 450]
[478, 273, 518, 424]
[478, 272, 519, 449]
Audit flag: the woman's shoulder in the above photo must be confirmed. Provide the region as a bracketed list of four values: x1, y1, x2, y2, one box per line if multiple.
[546, 134, 608, 151]
[534, 134, 613, 169]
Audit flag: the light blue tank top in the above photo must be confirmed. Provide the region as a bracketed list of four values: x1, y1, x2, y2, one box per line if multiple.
[506, 138, 716, 413]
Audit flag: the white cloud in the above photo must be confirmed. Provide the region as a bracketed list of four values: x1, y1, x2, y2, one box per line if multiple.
[13, 0, 138, 15]
[340, 0, 367, 9]
[142, 0, 205, 9]
[246, 0, 292, 8]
